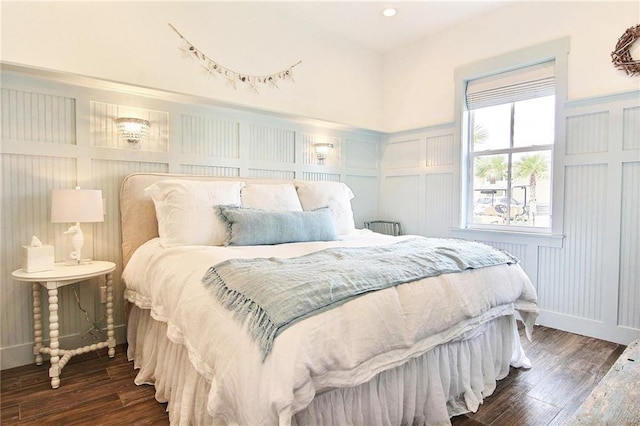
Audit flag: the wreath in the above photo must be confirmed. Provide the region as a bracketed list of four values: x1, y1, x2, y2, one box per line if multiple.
[611, 24, 640, 76]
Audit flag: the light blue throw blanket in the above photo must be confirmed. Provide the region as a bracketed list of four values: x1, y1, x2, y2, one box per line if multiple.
[202, 237, 518, 360]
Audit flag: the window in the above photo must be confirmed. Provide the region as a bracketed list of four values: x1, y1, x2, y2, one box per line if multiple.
[466, 62, 555, 229]
[465, 61, 556, 231]
[453, 38, 569, 242]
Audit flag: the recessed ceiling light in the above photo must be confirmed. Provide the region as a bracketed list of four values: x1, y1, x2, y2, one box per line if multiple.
[382, 7, 397, 18]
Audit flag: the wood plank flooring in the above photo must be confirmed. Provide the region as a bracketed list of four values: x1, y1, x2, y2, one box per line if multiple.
[1, 344, 168, 425]
[1, 325, 624, 425]
[451, 326, 625, 426]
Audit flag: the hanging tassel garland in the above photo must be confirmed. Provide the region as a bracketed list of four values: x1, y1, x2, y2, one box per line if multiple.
[169, 23, 302, 93]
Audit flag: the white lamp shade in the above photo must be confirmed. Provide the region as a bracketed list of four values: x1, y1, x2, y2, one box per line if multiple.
[51, 188, 104, 223]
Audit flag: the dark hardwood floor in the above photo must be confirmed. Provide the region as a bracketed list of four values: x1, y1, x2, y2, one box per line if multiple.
[451, 326, 625, 426]
[1, 326, 624, 425]
[1, 344, 168, 425]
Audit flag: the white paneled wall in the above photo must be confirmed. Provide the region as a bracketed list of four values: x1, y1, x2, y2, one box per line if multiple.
[538, 164, 608, 320]
[381, 126, 456, 237]
[247, 169, 295, 180]
[622, 106, 640, 150]
[535, 94, 639, 344]
[247, 125, 296, 163]
[565, 111, 609, 154]
[180, 164, 239, 177]
[1, 155, 77, 351]
[425, 134, 454, 167]
[1, 89, 76, 144]
[384, 137, 421, 169]
[345, 139, 379, 170]
[424, 173, 455, 238]
[0, 68, 381, 369]
[180, 115, 239, 158]
[300, 171, 341, 182]
[382, 92, 640, 345]
[345, 175, 379, 227]
[381, 175, 420, 235]
[619, 162, 640, 329]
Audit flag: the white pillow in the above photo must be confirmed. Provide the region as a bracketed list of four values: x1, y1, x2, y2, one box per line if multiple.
[241, 184, 303, 212]
[294, 180, 356, 235]
[145, 179, 245, 247]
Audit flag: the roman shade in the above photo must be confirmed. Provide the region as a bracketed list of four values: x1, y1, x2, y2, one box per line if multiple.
[466, 61, 555, 110]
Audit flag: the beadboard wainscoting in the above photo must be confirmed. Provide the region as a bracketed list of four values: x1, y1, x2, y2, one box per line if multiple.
[0, 68, 382, 369]
[381, 91, 640, 346]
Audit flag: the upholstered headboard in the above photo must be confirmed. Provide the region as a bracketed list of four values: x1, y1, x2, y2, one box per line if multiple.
[119, 173, 289, 267]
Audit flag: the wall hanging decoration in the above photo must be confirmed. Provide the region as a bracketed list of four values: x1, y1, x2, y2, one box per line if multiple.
[169, 23, 302, 92]
[611, 24, 640, 76]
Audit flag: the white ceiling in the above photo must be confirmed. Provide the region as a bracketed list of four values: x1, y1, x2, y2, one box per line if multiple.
[267, 1, 511, 53]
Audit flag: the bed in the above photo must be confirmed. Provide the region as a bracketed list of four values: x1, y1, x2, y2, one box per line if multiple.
[120, 172, 538, 425]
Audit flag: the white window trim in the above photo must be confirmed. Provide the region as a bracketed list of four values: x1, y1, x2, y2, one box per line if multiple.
[451, 227, 564, 248]
[452, 37, 570, 246]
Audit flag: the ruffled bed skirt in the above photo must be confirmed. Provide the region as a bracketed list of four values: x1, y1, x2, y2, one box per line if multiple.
[127, 305, 526, 425]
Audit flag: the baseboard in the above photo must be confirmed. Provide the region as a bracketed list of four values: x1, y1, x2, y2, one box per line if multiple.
[537, 309, 640, 346]
[0, 324, 127, 370]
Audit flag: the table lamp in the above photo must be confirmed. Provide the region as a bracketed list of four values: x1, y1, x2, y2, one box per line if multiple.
[51, 187, 104, 264]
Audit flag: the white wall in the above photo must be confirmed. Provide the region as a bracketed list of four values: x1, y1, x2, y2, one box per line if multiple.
[1, 2, 383, 131]
[382, 1, 640, 132]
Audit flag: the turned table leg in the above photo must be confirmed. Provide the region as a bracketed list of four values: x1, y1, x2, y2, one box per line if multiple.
[32, 283, 43, 365]
[47, 286, 61, 389]
[12, 262, 117, 390]
[106, 272, 115, 358]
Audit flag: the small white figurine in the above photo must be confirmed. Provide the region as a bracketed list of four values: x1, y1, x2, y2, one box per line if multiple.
[64, 225, 84, 262]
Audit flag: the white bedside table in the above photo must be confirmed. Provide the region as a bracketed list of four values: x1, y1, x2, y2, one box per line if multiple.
[11, 261, 117, 389]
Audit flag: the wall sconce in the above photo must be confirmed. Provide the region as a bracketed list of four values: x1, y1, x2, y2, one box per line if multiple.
[116, 117, 150, 144]
[313, 142, 334, 165]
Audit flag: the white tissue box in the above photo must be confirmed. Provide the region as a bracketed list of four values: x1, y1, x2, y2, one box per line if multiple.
[22, 245, 55, 273]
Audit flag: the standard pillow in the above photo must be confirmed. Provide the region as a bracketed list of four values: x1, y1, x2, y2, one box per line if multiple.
[146, 179, 245, 247]
[217, 205, 338, 246]
[241, 184, 303, 212]
[294, 180, 356, 235]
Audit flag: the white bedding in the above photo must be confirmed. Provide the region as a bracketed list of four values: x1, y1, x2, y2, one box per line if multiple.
[122, 230, 538, 424]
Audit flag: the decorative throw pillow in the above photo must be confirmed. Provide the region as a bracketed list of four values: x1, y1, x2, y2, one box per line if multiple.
[145, 179, 245, 247]
[294, 180, 356, 235]
[241, 184, 303, 212]
[217, 206, 338, 246]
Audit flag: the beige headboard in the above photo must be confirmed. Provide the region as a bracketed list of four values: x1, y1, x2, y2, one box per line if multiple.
[119, 173, 290, 267]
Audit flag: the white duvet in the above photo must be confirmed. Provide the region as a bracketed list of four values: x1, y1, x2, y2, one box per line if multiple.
[122, 231, 538, 425]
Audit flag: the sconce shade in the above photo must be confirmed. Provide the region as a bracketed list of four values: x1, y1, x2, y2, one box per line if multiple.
[51, 188, 104, 223]
[313, 142, 334, 163]
[116, 117, 150, 143]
